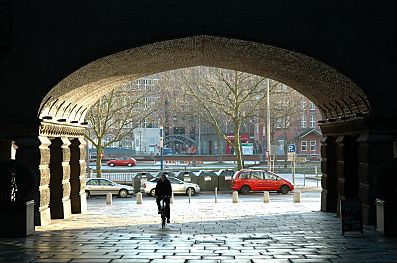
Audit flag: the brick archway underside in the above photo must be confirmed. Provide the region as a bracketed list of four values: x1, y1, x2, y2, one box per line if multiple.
[38, 35, 370, 125]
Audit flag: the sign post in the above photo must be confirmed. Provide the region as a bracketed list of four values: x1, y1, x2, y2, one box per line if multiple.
[288, 144, 296, 185]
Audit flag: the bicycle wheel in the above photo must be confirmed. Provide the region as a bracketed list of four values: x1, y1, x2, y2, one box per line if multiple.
[161, 213, 166, 228]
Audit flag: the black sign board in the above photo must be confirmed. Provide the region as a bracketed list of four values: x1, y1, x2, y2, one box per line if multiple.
[341, 199, 363, 235]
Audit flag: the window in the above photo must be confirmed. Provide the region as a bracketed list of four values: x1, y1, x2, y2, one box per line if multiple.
[301, 113, 307, 128]
[264, 172, 278, 180]
[239, 172, 250, 179]
[100, 179, 113, 186]
[276, 117, 289, 128]
[301, 100, 307, 110]
[301, 141, 307, 151]
[310, 113, 316, 128]
[87, 179, 99, 185]
[249, 171, 263, 180]
[310, 141, 317, 152]
[310, 102, 316, 110]
[169, 178, 181, 184]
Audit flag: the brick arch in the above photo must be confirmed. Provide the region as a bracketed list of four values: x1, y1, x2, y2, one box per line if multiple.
[38, 35, 369, 124]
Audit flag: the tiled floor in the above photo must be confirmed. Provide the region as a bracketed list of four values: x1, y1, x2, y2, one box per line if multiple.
[1, 193, 396, 262]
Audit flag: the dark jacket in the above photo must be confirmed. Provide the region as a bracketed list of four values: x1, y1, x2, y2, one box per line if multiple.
[155, 178, 172, 197]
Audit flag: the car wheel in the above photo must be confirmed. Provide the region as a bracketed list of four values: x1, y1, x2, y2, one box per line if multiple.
[119, 189, 129, 198]
[85, 190, 90, 197]
[280, 185, 290, 195]
[186, 187, 195, 196]
[109, 163, 115, 167]
[127, 163, 132, 167]
[150, 189, 156, 197]
[240, 185, 250, 195]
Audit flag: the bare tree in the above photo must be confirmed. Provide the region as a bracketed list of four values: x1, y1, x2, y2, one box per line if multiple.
[85, 82, 155, 177]
[269, 85, 302, 167]
[158, 67, 268, 170]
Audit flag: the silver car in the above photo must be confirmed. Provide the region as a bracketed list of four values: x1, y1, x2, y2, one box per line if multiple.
[140, 176, 200, 196]
[86, 178, 134, 198]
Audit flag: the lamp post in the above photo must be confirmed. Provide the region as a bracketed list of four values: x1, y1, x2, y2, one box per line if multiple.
[160, 126, 164, 170]
[266, 78, 271, 169]
[198, 116, 201, 155]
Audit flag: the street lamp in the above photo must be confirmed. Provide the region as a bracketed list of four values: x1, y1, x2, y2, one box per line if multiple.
[160, 126, 164, 170]
[266, 78, 271, 170]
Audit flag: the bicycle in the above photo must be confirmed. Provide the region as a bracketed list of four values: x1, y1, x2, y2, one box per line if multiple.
[159, 196, 170, 229]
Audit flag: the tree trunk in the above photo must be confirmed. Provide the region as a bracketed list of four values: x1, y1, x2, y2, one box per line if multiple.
[96, 146, 103, 178]
[217, 133, 223, 162]
[234, 125, 244, 170]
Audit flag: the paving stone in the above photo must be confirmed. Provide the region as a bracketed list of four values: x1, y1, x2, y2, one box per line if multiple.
[0, 194, 396, 262]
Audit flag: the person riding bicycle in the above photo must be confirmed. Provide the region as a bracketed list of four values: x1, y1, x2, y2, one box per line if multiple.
[155, 173, 172, 223]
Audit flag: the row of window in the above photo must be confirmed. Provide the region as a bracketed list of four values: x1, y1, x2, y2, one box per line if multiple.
[301, 101, 316, 110]
[301, 140, 316, 151]
[301, 113, 316, 128]
[239, 171, 279, 180]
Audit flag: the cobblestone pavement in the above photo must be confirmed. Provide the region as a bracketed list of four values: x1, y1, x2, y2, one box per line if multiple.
[1, 193, 397, 263]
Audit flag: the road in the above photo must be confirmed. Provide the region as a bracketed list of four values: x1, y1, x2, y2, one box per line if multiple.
[88, 162, 321, 187]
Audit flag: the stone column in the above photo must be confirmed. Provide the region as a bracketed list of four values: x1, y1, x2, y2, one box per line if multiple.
[335, 135, 359, 216]
[357, 133, 393, 226]
[49, 137, 72, 220]
[0, 138, 12, 161]
[15, 136, 51, 226]
[70, 137, 87, 214]
[320, 136, 337, 213]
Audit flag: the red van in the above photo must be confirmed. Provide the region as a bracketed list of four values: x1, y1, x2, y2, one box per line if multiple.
[232, 169, 294, 194]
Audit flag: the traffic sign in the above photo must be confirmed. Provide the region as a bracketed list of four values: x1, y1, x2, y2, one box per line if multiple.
[288, 144, 296, 153]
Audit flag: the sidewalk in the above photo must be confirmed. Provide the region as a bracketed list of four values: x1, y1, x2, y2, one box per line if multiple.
[0, 196, 396, 262]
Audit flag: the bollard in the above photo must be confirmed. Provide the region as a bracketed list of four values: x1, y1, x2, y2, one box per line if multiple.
[293, 191, 301, 203]
[232, 191, 239, 203]
[106, 193, 112, 205]
[188, 189, 191, 203]
[263, 191, 270, 203]
[215, 187, 218, 203]
[170, 192, 174, 204]
[136, 192, 142, 204]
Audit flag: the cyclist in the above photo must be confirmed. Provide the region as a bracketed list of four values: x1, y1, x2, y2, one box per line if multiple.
[155, 173, 172, 223]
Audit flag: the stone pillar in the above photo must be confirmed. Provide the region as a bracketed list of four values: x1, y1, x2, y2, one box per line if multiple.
[320, 136, 337, 213]
[49, 137, 72, 220]
[357, 133, 393, 226]
[335, 136, 359, 216]
[0, 138, 12, 161]
[70, 137, 87, 214]
[15, 136, 51, 226]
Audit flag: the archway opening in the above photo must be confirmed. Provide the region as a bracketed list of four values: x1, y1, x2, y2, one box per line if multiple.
[36, 35, 370, 226]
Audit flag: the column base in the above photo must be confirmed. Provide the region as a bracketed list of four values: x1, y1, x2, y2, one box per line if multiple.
[39, 207, 52, 226]
[362, 203, 376, 226]
[80, 193, 87, 214]
[376, 199, 397, 236]
[63, 199, 72, 219]
[321, 189, 337, 213]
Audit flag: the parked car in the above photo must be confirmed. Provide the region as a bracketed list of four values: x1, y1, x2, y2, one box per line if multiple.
[106, 157, 136, 167]
[232, 169, 294, 194]
[85, 178, 134, 198]
[141, 176, 200, 196]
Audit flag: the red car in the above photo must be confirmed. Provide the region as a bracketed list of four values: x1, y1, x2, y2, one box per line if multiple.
[232, 169, 294, 194]
[106, 157, 136, 167]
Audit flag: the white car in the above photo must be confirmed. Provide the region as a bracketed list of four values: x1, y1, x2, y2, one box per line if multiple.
[86, 178, 134, 198]
[140, 176, 200, 196]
